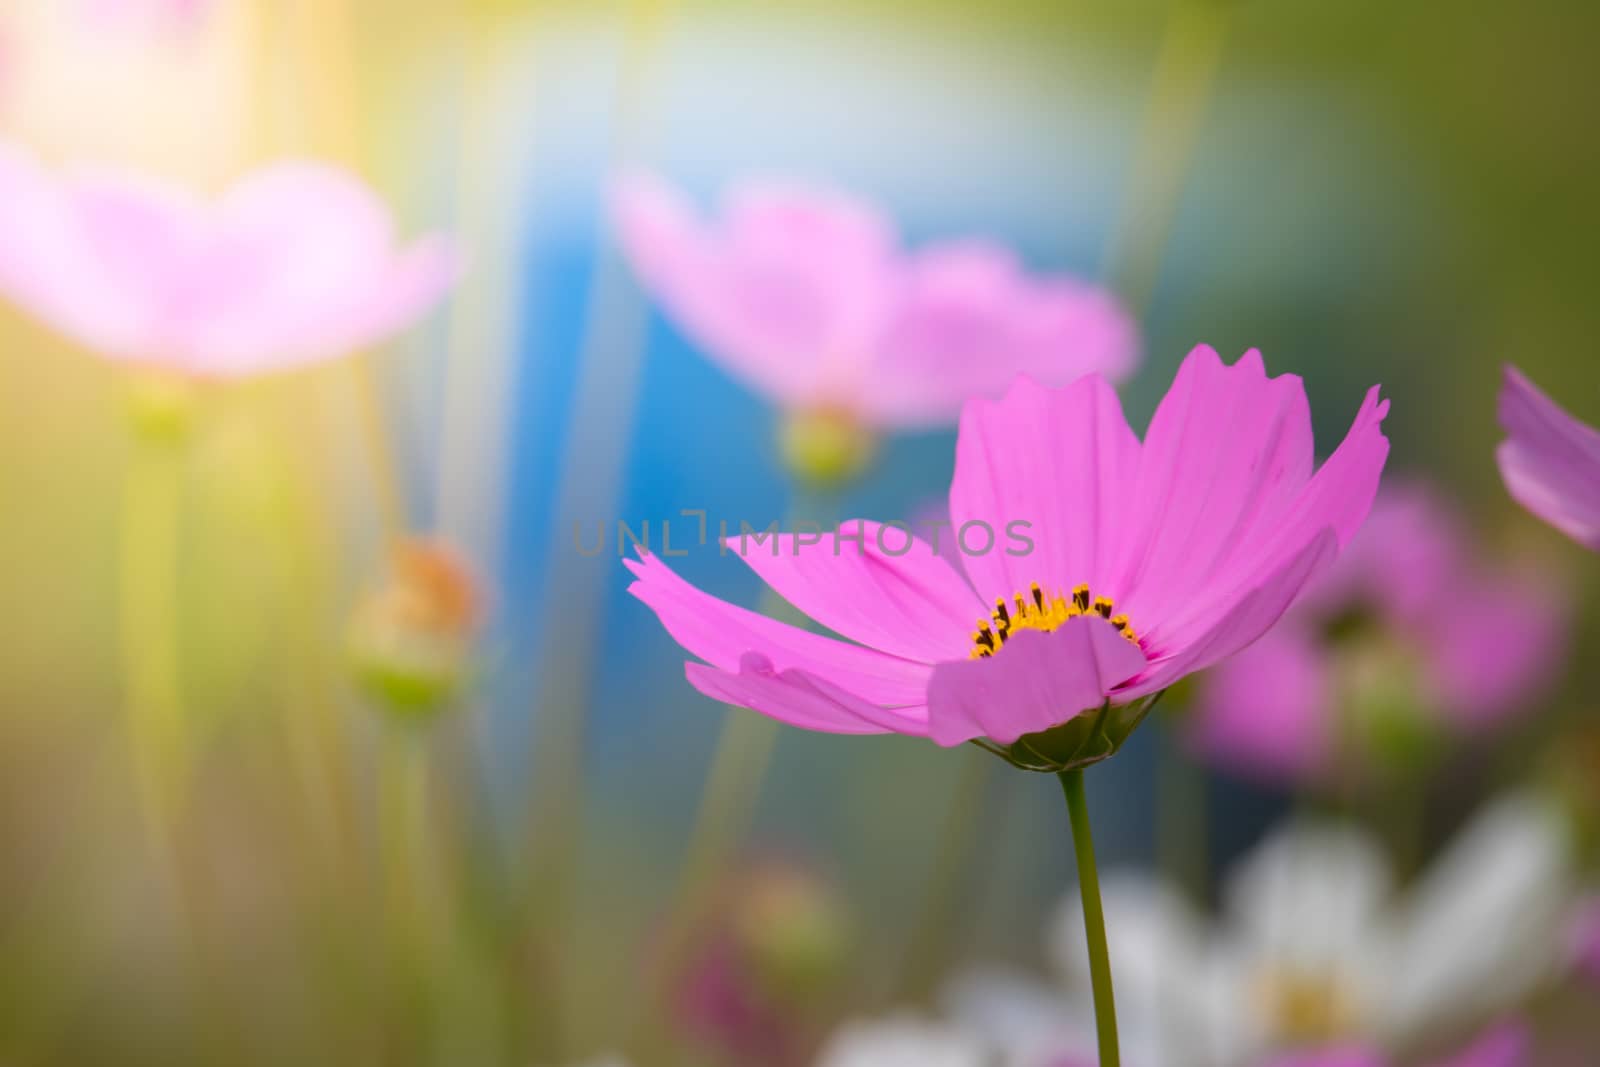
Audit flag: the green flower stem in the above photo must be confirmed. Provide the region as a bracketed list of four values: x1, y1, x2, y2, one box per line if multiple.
[380, 722, 436, 1055]
[120, 431, 187, 833]
[1058, 769, 1120, 1067]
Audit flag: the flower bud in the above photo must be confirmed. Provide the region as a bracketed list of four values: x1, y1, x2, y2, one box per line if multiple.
[348, 538, 481, 719]
[674, 860, 850, 1061]
[733, 863, 850, 1000]
[778, 408, 877, 488]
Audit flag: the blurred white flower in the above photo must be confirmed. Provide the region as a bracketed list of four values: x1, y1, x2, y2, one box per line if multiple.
[815, 1015, 989, 1067]
[947, 792, 1571, 1067]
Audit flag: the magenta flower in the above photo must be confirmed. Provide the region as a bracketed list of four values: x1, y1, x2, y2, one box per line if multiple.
[610, 173, 1138, 430]
[1189, 483, 1568, 785]
[0, 139, 457, 379]
[1497, 365, 1600, 550]
[627, 346, 1388, 762]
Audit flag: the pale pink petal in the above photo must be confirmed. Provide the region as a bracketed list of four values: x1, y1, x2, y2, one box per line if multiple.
[687, 654, 929, 737]
[948, 373, 1141, 606]
[59, 168, 206, 355]
[625, 551, 932, 708]
[924, 617, 1148, 746]
[1115, 347, 1316, 639]
[610, 173, 895, 410]
[729, 521, 980, 664]
[0, 144, 454, 376]
[218, 233, 459, 376]
[0, 145, 192, 357]
[862, 241, 1137, 426]
[1497, 366, 1600, 550]
[611, 173, 810, 404]
[177, 162, 445, 374]
[1188, 624, 1335, 784]
[1122, 528, 1340, 698]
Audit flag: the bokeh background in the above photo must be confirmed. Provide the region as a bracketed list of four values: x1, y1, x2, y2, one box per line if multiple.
[0, 1, 1597, 1064]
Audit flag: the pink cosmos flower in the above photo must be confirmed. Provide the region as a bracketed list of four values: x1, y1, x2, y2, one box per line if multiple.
[1497, 366, 1600, 550]
[0, 139, 456, 379]
[627, 347, 1388, 761]
[610, 173, 1138, 429]
[1189, 483, 1568, 785]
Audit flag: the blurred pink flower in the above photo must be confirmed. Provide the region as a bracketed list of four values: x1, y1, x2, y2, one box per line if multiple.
[1190, 483, 1569, 785]
[0, 139, 457, 379]
[610, 173, 1138, 429]
[1261, 1022, 1528, 1067]
[628, 347, 1388, 752]
[78, 0, 213, 30]
[1497, 365, 1600, 551]
[672, 859, 848, 1065]
[1566, 897, 1600, 984]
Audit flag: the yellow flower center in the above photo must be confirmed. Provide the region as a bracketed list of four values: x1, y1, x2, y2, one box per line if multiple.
[970, 583, 1140, 660]
[1256, 969, 1358, 1045]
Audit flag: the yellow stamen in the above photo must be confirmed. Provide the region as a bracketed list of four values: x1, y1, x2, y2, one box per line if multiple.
[969, 582, 1141, 659]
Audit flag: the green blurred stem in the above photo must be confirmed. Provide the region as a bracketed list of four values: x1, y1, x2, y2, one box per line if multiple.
[1058, 769, 1120, 1067]
[1156, 721, 1209, 903]
[119, 427, 187, 837]
[380, 723, 435, 1054]
[627, 710, 781, 1054]
[119, 397, 245, 1060]
[1103, 0, 1232, 314]
[893, 749, 992, 1002]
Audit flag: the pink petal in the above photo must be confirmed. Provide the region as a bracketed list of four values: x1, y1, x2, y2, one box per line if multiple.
[863, 240, 1138, 426]
[0, 143, 455, 376]
[924, 617, 1148, 746]
[223, 232, 459, 376]
[729, 520, 980, 664]
[625, 551, 932, 708]
[948, 373, 1141, 607]
[1148, 374, 1389, 655]
[1122, 528, 1340, 698]
[0, 144, 192, 357]
[686, 654, 929, 737]
[1497, 365, 1600, 550]
[1114, 347, 1317, 639]
[178, 162, 445, 375]
[1187, 624, 1335, 784]
[609, 173, 895, 411]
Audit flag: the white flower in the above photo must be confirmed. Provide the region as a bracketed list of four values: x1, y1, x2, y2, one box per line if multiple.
[815, 1015, 990, 1067]
[947, 793, 1571, 1067]
[942, 967, 1098, 1067]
